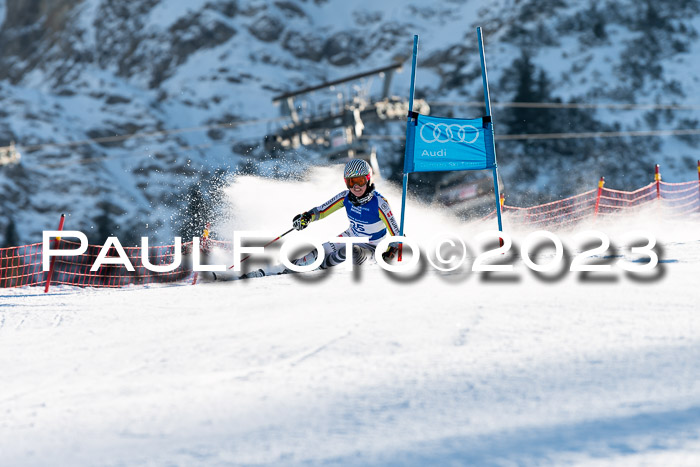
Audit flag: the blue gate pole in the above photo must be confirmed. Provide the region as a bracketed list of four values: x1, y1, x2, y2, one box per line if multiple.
[477, 27, 503, 233]
[399, 34, 418, 237]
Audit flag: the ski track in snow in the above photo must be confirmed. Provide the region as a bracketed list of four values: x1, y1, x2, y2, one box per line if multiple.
[2, 258, 700, 466]
[2, 173, 700, 466]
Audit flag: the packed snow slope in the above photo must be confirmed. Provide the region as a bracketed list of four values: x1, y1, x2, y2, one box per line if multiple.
[2, 172, 700, 466]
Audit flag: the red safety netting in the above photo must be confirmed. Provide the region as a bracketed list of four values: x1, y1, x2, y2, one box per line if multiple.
[482, 178, 700, 228]
[0, 237, 233, 289]
[503, 189, 598, 228]
[48, 239, 196, 288]
[0, 243, 44, 288]
[658, 180, 700, 217]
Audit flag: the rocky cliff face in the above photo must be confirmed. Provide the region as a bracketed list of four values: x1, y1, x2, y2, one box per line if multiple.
[1, 0, 699, 245]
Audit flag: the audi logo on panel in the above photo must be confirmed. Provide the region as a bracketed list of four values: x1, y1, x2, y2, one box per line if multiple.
[419, 123, 480, 144]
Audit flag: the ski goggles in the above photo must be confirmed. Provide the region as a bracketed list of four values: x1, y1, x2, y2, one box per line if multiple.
[344, 175, 370, 188]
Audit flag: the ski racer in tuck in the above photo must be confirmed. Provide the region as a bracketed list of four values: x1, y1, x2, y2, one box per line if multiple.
[241, 159, 401, 278]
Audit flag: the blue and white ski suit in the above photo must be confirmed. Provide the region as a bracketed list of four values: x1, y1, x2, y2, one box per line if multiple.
[254, 190, 399, 276]
[302, 189, 400, 268]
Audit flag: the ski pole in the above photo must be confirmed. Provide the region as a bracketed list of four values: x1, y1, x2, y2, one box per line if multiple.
[227, 227, 295, 270]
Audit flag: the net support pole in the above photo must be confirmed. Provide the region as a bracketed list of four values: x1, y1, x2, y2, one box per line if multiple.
[398, 35, 418, 262]
[477, 27, 503, 234]
[697, 160, 700, 208]
[594, 176, 605, 217]
[191, 222, 211, 285]
[399, 34, 418, 238]
[44, 213, 65, 293]
[655, 164, 661, 200]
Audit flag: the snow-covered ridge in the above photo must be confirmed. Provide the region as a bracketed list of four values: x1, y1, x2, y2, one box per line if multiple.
[1, 0, 699, 246]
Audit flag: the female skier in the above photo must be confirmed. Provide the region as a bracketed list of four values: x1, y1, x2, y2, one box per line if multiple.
[240, 159, 400, 278]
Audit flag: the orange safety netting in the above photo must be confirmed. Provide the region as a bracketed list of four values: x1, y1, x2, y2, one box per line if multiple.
[483, 179, 700, 228]
[0, 238, 232, 289]
[503, 188, 598, 228]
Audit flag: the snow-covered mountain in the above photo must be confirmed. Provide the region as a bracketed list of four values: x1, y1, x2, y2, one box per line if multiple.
[1, 0, 699, 245]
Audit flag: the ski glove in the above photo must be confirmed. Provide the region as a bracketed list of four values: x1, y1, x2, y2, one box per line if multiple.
[382, 244, 400, 262]
[293, 211, 312, 231]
